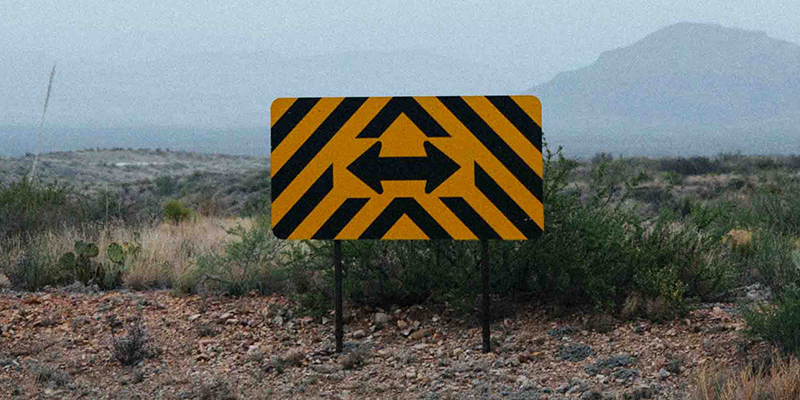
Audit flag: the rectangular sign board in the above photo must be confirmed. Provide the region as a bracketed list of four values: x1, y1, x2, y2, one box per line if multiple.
[270, 95, 543, 240]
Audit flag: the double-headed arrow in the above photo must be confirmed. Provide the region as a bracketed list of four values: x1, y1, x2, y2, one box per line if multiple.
[347, 141, 460, 194]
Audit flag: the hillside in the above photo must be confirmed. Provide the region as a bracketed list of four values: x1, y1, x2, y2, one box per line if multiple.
[0, 149, 270, 217]
[530, 22, 800, 157]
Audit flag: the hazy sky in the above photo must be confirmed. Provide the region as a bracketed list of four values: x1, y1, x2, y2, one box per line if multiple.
[3, 0, 799, 85]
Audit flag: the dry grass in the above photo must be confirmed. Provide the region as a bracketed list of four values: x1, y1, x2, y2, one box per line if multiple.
[1, 216, 254, 289]
[693, 351, 800, 400]
[123, 216, 253, 289]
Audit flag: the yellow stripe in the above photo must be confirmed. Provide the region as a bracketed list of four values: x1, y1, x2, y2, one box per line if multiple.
[510, 95, 543, 129]
[463, 96, 544, 178]
[337, 193, 393, 239]
[270, 98, 296, 127]
[417, 96, 543, 234]
[416, 195, 476, 240]
[271, 98, 343, 175]
[464, 183, 526, 240]
[271, 98, 388, 226]
[287, 193, 343, 240]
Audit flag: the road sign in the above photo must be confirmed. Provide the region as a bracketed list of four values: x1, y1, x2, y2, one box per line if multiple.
[270, 95, 543, 240]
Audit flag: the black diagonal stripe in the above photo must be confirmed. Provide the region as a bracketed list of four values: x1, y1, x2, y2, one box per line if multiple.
[486, 96, 542, 152]
[360, 198, 451, 240]
[272, 97, 367, 201]
[312, 198, 370, 239]
[271, 97, 321, 149]
[357, 97, 450, 138]
[439, 96, 543, 201]
[273, 166, 333, 239]
[440, 197, 501, 239]
[475, 163, 542, 239]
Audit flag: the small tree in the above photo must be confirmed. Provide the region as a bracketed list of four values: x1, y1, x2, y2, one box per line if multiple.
[163, 199, 192, 224]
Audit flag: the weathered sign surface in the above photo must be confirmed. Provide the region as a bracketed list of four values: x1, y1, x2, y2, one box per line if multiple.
[270, 95, 543, 240]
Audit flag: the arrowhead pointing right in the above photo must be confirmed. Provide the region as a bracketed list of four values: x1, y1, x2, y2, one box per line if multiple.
[423, 141, 460, 193]
[347, 142, 384, 194]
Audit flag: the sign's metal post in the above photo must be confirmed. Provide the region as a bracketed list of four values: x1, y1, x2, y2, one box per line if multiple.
[334, 240, 344, 353]
[481, 240, 491, 353]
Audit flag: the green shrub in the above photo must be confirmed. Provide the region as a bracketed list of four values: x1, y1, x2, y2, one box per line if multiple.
[0, 177, 135, 249]
[163, 199, 192, 224]
[185, 214, 287, 296]
[0, 178, 75, 244]
[154, 175, 180, 197]
[743, 284, 800, 356]
[514, 147, 733, 316]
[3, 238, 68, 290]
[280, 141, 733, 321]
[658, 156, 728, 176]
[733, 230, 800, 294]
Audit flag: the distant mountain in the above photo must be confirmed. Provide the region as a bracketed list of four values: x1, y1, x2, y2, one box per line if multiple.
[530, 22, 800, 157]
[1, 49, 521, 156]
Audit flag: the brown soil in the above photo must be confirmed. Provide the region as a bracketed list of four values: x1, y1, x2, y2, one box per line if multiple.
[0, 286, 767, 400]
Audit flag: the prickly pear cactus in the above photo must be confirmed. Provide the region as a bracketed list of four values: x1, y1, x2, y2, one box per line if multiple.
[75, 240, 99, 258]
[59, 252, 76, 270]
[62, 240, 101, 286]
[108, 243, 124, 264]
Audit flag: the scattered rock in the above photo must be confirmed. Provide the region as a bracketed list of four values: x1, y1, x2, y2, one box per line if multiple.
[581, 390, 602, 400]
[352, 330, 366, 339]
[547, 326, 575, 339]
[585, 355, 634, 376]
[188, 314, 202, 322]
[614, 369, 640, 381]
[556, 343, 592, 362]
[374, 313, 390, 325]
[410, 329, 432, 340]
[397, 320, 408, 329]
[629, 384, 657, 399]
[658, 368, 671, 380]
[739, 283, 773, 304]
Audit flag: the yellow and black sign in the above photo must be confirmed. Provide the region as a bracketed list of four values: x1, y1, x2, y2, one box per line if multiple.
[270, 95, 543, 240]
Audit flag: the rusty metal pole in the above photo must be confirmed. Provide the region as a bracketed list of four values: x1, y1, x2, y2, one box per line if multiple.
[334, 240, 343, 353]
[482, 240, 490, 353]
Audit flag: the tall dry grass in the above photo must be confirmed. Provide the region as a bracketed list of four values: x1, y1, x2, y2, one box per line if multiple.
[2, 216, 254, 290]
[693, 351, 800, 400]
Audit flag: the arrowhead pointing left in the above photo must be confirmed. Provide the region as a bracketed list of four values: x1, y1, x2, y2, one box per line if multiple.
[423, 142, 460, 193]
[347, 142, 385, 194]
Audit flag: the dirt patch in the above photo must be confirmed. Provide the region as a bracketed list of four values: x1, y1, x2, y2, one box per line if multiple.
[0, 288, 766, 399]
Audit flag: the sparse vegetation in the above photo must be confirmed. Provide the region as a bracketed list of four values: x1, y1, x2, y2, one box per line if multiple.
[163, 198, 193, 224]
[6, 147, 800, 398]
[743, 284, 800, 356]
[109, 312, 160, 366]
[694, 351, 800, 400]
[30, 362, 70, 386]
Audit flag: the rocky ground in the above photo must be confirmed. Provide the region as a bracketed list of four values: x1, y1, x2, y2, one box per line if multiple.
[0, 280, 770, 400]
